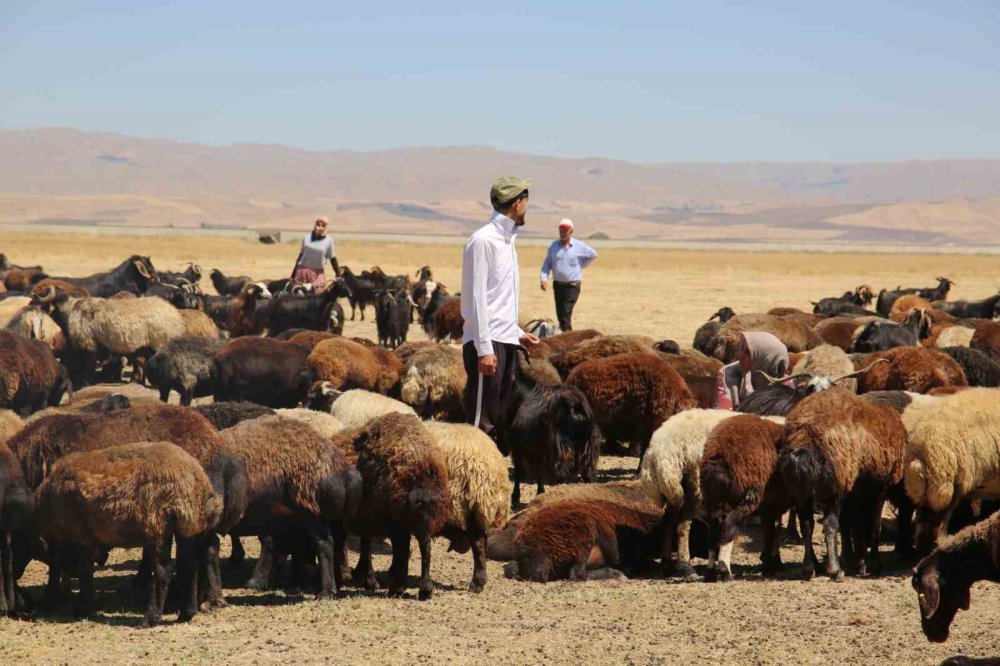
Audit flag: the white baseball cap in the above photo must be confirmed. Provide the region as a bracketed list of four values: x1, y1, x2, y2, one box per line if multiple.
[558, 218, 574, 229]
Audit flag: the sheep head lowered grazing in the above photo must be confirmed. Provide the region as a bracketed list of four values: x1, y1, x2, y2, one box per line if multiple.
[911, 511, 1000, 643]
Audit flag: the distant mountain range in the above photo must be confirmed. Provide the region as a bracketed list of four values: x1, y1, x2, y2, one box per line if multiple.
[1, 128, 998, 244]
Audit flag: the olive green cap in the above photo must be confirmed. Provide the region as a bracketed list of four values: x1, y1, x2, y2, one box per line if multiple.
[490, 175, 532, 206]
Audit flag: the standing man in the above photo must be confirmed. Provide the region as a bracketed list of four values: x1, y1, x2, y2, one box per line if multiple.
[539, 218, 598, 332]
[462, 176, 540, 442]
[290, 216, 340, 292]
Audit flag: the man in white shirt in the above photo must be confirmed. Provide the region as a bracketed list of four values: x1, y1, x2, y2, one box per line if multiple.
[461, 176, 540, 440]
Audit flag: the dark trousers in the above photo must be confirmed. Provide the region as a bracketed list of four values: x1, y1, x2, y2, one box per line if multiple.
[463, 341, 519, 443]
[553, 281, 581, 332]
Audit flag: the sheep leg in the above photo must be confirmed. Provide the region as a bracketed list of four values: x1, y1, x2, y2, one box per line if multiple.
[416, 532, 434, 601]
[511, 453, 524, 508]
[73, 547, 95, 619]
[387, 528, 411, 598]
[784, 510, 801, 543]
[307, 523, 337, 600]
[797, 501, 819, 580]
[245, 535, 274, 591]
[175, 537, 198, 622]
[705, 518, 722, 581]
[353, 538, 379, 592]
[892, 492, 915, 561]
[714, 499, 756, 582]
[228, 535, 245, 568]
[0, 532, 13, 616]
[659, 506, 678, 577]
[199, 533, 227, 612]
[760, 510, 783, 576]
[865, 495, 886, 574]
[916, 493, 962, 556]
[40, 542, 67, 610]
[141, 537, 173, 628]
[332, 526, 347, 592]
[469, 529, 488, 593]
[822, 500, 844, 582]
[179, 388, 194, 407]
[134, 545, 153, 592]
[158, 385, 171, 403]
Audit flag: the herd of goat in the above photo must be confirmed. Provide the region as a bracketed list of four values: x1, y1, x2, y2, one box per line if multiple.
[0, 253, 998, 645]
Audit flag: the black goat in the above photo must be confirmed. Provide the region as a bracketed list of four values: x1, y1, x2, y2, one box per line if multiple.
[374, 289, 411, 348]
[851, 308, 930, 353]
[210, 268, 252, 296]
[812, 285, 875, 316]
[420, 284, 451, 337]
[340, 266, 377, 320]
[51, 255, 157, 297]
[157, 263, 202, 287]
[932, 293, 1000, 320]
[497, 360, 599, 507]
[916, 277, 956, 302]
[265, 279, 352, 336]
[877, 277, 954, 316]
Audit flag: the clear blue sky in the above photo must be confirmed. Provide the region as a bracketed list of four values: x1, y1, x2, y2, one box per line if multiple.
[2, 1, 998, 162]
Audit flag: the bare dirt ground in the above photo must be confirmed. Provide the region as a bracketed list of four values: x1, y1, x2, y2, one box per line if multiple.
[2, 231, 998, 665]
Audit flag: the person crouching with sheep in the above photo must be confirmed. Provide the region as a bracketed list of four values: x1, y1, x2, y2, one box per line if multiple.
[714, 332, 790, 410]
[289, 216, 340, 292]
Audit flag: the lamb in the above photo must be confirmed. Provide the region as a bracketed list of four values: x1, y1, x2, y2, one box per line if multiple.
[0, 330, 71, 417]
[306, 337, 399, 395]
[778, 388, 907, 579]
[497, 362, 600, 506]
[423, 421, 511, 591]
[0, 442, 31, 615]
[567, 352, 696, 458]
[144, 336, 227, 406]
[219, 416, 362, 597]
[194, 402, 275, 430]
[34, 441, 222, 626]
[432, 297, 464, 343]
[306, 386, 416, 429]
[331, 413, 450, 600]
[503, 493, 664, 583]
[699, 414, 789, 581]
[911, 511, 1000, 643]
[639, 409, 743, 578]
[854, 347, 968, 394]
[399, 344, 466, 421]
[903, 388, 1000, 554]
[939, 347, 1000, 388]
[549, 334, 654, 378]
[213, 337, 312, 408]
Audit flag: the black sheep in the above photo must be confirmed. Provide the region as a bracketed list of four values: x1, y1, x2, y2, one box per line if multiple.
[265, 279, 352, 336]
[374, 289, 411, 348]
[939, 346, 1000, 387]
[339, 266, 376, 321]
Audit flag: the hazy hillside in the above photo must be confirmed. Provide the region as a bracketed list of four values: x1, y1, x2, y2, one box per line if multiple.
[1, 128, 998, 243]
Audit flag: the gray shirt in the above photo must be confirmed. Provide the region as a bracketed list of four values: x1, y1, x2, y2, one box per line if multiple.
[298, 233, 335, 270]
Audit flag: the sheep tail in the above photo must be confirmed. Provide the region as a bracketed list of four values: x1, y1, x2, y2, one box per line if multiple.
[699, 457, 733, 510]
[776, 447, 831, 502]
[217, 456, 249, 535]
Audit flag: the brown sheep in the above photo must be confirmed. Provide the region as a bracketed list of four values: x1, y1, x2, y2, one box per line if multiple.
[331, 413, 449, 600]
[567, 352, 696, 457]
[890, 294, 934, 322]
[699, 415, 789, 581]
[178, 309, 220, 338]
[814, 317, 869, 351]
[656, 348, 723, 379]
[912, 511, 1000, 643]
[549, 334, 654, 378]
[219, 416, 362, 598]
[30, 279, 89, 299]
[535, 328, 603, 355]
[778, 388, 907, 579]
[0, 330, 71, 417]
[391, 340, 437, 365]
[213, 336, 312, 407]
[35, 441, 222, 626]
[0, 441, 31, 615]
[286, 330, 337, 349]
[854, 347, 968, 394]
[432, 297, 463, 342]
[350, 337, 404, 392]
[2, 268, 46, 293]
[505, 495, 664, 583]
[711, 316, 821, 363]
[308, 337, 394, 394]
[971, 320, 1000, 360]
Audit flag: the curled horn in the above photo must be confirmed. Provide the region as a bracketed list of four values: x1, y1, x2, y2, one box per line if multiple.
[35, 284, 58, 303]
[830, 358, 890, 384]
[133, 259, 152, 279]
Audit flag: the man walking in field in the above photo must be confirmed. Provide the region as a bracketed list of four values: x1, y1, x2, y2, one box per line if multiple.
[539, 218, 598, 332]
[461, 176, 540, 441]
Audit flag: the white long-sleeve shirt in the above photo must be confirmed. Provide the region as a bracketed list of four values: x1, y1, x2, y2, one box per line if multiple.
[461, 212, 526, 357]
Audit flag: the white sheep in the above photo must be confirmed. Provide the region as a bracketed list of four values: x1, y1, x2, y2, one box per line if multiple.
[46, 295, 186, 355]
[326, 388, 416, 430]
[423, 421, 511, 592]
[792, 344, 858, 392]
[904, 388, 1000, 555]
[274, 408, 345, 438]
[4, 306, 66, 352]
[934, 326, 974, 349]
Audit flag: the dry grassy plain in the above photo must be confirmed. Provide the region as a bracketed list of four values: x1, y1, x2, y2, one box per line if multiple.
[2, 231, 999, 665]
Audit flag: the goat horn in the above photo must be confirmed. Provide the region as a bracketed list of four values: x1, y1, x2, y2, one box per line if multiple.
[831, 358, 890, 384]
[133, 260, 152, 279]
[36, 284, 57, 303]
[760, 371, 813, 385]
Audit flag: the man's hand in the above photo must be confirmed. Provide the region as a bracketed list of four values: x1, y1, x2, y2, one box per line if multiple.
[540, 280, 547, 291]
[520, 333, 540, 349]
[478, 354, 498, 376]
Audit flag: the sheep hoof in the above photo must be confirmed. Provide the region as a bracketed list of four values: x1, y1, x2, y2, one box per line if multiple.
[177, 609, 196, 623]
[244, 577, 270, 592]
[801, 565, 815, 581]
[503, 562, 520, 579]
[199, 598, 227, 613]
[832, 570, 845, 583]
[138, 615, 160, 629]
[714, 564, 732, 583]
[468, 580, 486, 594]
[315, 591, 337, 602]
[418, 587, 433, 601]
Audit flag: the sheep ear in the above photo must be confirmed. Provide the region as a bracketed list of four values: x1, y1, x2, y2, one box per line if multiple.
[133, 260, 151, 278]
[917, 571, 941, 618]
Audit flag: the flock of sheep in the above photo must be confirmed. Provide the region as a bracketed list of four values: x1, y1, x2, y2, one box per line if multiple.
[0, 254, 998, 647]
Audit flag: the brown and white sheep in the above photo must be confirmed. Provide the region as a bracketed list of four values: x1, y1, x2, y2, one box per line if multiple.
[35, 442, 222, 626]
[399, 344, 466, 421]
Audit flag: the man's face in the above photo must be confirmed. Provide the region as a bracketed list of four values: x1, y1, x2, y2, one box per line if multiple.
[509, 196, 529, 225]
[559, 227, 573, 242]
[314, 221, 327, 237]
